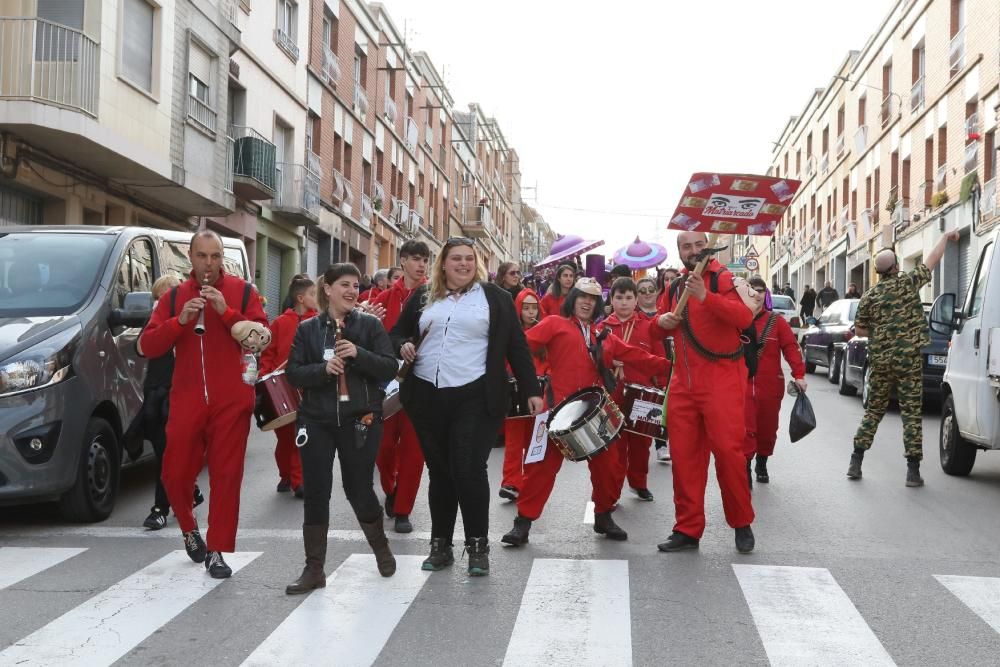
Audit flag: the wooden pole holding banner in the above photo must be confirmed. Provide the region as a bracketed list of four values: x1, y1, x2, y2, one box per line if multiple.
[671, 233, 719, 318]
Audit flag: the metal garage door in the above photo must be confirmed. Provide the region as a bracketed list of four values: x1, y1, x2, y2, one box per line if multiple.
[305, 235, 319, 280]
[957, 234, 971, 305]
[0, 186, 41, 226]
[265, 243, 282, 320]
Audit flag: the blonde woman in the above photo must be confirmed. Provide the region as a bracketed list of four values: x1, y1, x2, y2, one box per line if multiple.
[390, 237, 542, 576]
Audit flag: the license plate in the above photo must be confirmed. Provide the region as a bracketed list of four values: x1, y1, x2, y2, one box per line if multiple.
[928, 354, 947, 367]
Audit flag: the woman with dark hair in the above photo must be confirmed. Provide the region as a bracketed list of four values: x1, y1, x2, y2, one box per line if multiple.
[540, 263, 576, 318]
[501, 278, 669, 547]
[284, 263, 400, 594]
[495, 261, 524, 300]
[392, 238, 541, 576]
[743, 276, 807, 486]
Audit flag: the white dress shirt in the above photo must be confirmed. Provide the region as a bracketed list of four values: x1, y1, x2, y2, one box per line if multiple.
[414, 282, 490, 388]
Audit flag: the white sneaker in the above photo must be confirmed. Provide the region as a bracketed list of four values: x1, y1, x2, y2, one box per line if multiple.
[656, 445, 671, 463]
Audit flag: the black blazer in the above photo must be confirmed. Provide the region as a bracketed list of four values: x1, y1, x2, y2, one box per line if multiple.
[389, 282, 541, 418]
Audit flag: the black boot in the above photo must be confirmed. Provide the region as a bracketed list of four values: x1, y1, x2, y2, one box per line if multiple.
[735, 525, 755, 554]
[657, 531, 699, 552]
[746, 460, 753, 489]
[755, 456, 769, 483]
[847, 449, 864, 479]
[286, 524, 328, 595]
[593, 511, 628, 541]
[501, 515, 532, 546]
[465, 537, 490, 577]
[905, 458, 924, 487]
[421, 538, 454, 571]
[359, 518, 396, 577]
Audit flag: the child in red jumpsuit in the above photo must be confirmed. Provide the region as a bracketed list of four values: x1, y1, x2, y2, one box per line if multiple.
[501, 278, 669, 546]
[260, 276, 318, 497]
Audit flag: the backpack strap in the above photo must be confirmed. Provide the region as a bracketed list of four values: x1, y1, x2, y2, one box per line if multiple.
[241, 281, 252, 313]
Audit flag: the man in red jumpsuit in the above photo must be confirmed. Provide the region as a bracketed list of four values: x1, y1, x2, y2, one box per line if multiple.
[140, 230, 269, 578]
[501, 278, 669, 546]
[743, 277, 807, 484]
[653, 231, 759, 554]
[372, 240, 429, 533]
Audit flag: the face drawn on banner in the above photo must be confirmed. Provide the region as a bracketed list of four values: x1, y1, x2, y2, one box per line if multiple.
[524, 411, 550, 464]
[668, 172, 801, 236]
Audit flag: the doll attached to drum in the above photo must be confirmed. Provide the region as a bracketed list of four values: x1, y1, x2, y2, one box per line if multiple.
[501, 278, 670, 547]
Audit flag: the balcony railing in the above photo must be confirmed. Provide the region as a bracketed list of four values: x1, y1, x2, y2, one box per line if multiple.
[892, 198, 910, 229]
[409, 209, 424, 230]
[854, 125, 868, 154]
[360, 193, 374, 223]
[384, 96, 397, 124]
[332, 169, 345, 204]
[391, 198, 409, 227]
[224, 135, 234, 193]
[273, 27, 299, 61]
[425, 125, 434, 147]
[935, 164, 947, 192]
[404, 116, 418, 152]
[353, 82, 368, 118]
[306, 150, 321, 178]
[983, 178, 997, 218]
[820, 153, 829, 175]
[187, 94, 217, 133]
[860, 208, 873, 235]
[835, 133, 845, 160]
[273, 162, 320, 223]
[373, 182, 386, 213]
[964, 141, 978, 174]
[322, 48, 340, 84]
[965, 111, 980, 138]
[880, 94, 898, 129]
[230, 125, 277, 200]
[949, 27, 965, 78]
[0, 18, 100, 117]
[806, 155, 816, 177]
[910, 76, 925, 113]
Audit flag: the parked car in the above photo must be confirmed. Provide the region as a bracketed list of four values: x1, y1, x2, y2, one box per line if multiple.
[0, 226, 250, 521]
[769, 293, 802, 339]
[799, 298, 860, 381]
[836, 305, 949, 408]
[928, 229, 1000, 476]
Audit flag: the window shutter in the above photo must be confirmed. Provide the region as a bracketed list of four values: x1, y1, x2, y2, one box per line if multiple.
[123, 0, 154, 92]
[37, 0, 85, 29]
[188, 42, 212, 88]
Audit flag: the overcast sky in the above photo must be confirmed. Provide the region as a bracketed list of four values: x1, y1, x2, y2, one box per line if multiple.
[381, 0, 896, 265]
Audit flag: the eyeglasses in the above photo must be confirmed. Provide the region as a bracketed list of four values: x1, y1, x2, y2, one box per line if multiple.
[445, 237, 474, 247]
[637, 288, 656, 295]
[508, 270, 522, 276]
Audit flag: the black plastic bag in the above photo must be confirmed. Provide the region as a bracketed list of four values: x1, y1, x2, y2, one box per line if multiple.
[789, 392, 816, 443]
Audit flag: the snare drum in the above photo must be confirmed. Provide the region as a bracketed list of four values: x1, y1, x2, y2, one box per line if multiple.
[507, 376, 550, 418]
[255, 370, 300, 431]
[382, 379, 402, 420]
[546, 386, 624, 461]
[620, 383, 666, 439]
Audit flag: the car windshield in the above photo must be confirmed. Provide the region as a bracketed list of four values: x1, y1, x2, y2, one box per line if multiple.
[161, 240, 246, 280]
[771, 294, 794, 310]
[0, 233, 115, 316]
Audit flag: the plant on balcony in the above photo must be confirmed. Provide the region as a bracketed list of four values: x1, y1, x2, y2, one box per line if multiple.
[885, 191, 898, 213]
[373, 197, 383, 212]
[931, 191, 949, 209]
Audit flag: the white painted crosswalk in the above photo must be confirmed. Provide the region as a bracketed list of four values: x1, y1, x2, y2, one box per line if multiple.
[0, 546, 86, 589]
[935, 574, 1000, 635]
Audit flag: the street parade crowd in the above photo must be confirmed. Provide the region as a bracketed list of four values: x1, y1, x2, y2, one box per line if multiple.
[135, 225, 955, 585]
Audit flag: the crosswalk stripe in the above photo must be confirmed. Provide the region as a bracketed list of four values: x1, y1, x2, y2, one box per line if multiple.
[733, 564, 895, 666]
[0, 547, 87, 590]
[503, 558, 631, 666]
[935, 575, 1000, 634]
[583, 501, 595, 524]
[0, 550, 261, 666]
[241, 554, 428, 667]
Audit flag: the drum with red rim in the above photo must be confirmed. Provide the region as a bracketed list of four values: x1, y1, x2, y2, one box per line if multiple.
[255, 370, 301, 431]
[620, 383, 666, 439]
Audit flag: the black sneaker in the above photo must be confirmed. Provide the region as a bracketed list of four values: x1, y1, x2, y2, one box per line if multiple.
[501, 516, 532, 546]
[735, 526, 755, 554]
[498, 485, 519, 501]
[183, 529, 207, 563]
[276, 479, 292, 493]
[205, 551, 232, 578]
[143, 507, 167, 531]
[192, 486, 205, 508]
[755, 457, 770, 483]
[421, 538, 454, 571]
[394, 515, 413, 534]
[657, 531, 699, 552]
[464, 537, 489, 577]
[384, 492, 396, 518]
[631, 487, 654, 501]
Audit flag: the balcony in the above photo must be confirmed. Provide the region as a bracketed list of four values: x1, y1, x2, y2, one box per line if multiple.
[949, 28, 965, 78]
[965, 112, 981, 139]
[820, 153, 829, 175]
[332, 169, 346, 205]
[272, 162, 320, 225]
[983, 178, 997, 218]
[187, 94, 217, 134]
[230, 125, 277, 201]
[384, 96, 397, 125]
[353, 82, 368, 119]
[224, 135, 234, 194]
[860, 208, 873, 235]
[404, 116, 418, 152]
[806, 155, 816, 177]
[425, 126, 434, 147]
[372, 182, 386, 214]
[935, 164, 947, 192]
[880, 94, 898, 129]
[390, 198, 409, 228]
[360, 194, 374, 225]
[409, 209, 424, 232]
[0, 18, 99, 117]
[854, 126, 868, 154]
[964, 141, 978, 174]
[910, 77, 924, 113]
[892, 198, 910, 230]
[322, 48, 340, 85]
[460, 204, 491, 238]
[273, 27, 299, 61]
[835, 133, 845, 160]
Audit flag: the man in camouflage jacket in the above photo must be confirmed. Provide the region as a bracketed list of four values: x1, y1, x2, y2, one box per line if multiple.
[848, 230, 959, 486]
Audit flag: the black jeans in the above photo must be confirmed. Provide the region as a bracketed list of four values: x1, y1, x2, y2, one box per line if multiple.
[142, 386, 171, 511]
[297, 419, 383, 526]
[406, 376, 503, 543]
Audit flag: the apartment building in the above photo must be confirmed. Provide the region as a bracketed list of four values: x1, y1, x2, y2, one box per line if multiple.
[763, 0, 999, 305]
[520, 204, 557, 269]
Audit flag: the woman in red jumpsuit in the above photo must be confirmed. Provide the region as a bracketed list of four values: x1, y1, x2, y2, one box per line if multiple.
[501, 278, 669, 546]
[539, 263, 576, 318]
[744, 277, 808, 484]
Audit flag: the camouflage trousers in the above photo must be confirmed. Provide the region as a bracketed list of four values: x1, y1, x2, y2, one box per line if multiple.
[853, 355, 924, 460]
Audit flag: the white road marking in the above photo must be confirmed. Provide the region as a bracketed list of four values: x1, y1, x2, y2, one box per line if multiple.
[935, 575, 1000, 634]
[0, 526, 432, 541]
[503, 558, 632, 666]
[0, 547, 87, 590]
[0, 550, 261, 666]
[583, 501, 595, 524]
[242, 554, 429, 667]
[733, 564, 895, 666]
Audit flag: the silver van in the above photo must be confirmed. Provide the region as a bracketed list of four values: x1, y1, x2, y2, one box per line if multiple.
[0, 226, 250, 521]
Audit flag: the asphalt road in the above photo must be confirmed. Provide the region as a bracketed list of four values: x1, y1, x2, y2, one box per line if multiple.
[1, 370, 999, 666]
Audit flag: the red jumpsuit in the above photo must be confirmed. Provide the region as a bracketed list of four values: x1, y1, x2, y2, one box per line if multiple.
[359, 286, 381, 303]
[140, 270, 268, 552]
[516, 315, 670, 520]
[502, 289, 549, 493]
[652, 260, 755, 539]
[372, 278, 424, 516]
[600, 312, 667, 490]
[260, 307, 318, 489]
[539, 293, 565, 318]
[743, 312, 806, 459]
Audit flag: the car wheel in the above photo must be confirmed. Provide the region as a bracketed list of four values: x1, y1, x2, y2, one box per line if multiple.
[862, 366, 871, 408]
[803, 344, 816, 374]
[940, 395, 976, 476]
[827, 349, 839, 384]
[58, 417, 120, 522]
[839, 354, 857, 396]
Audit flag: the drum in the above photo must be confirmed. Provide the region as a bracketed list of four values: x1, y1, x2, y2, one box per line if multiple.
[254, 370, 300, 431]
[507, 376, 550, 418]
[620, 383, 667, 439]
[546, 386, 624, 461]
[383, 379, 402, 420]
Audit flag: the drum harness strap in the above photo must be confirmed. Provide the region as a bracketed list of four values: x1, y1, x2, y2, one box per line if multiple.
[579, 320, 617, 395]
[668, 272, 746, 363]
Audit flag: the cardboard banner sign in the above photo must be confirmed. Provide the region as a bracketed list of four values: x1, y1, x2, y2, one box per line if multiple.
[668, 172, 802, 236]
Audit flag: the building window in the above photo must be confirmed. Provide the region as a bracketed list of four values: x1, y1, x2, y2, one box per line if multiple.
[322, 10, 338, 52]
[120, 0, 157, 95]
[274, 0, 299, 61]
[35, 0, 85, 61]
[187, 39, 216, 132]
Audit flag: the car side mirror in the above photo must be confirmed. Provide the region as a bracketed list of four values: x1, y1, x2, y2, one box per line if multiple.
[110, 291, 154, 329]
[929, 293, 957, 336]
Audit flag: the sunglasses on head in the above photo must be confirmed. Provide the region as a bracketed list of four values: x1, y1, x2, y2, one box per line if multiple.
[446, 237, 475, 247]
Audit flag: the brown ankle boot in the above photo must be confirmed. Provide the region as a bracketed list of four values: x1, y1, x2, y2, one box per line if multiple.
[286, 524, 328, 595]
[359, 517, 396, 577]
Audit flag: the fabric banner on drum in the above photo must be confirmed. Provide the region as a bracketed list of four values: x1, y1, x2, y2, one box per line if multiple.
[524, 411, 549, 464]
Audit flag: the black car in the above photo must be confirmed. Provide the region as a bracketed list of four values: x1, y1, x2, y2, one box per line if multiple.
[836, 305, 948, 407]
[799, 298, 860, 382]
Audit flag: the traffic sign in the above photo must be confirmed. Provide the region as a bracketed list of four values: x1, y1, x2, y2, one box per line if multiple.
[745, 245, 759, 258]
[745, 258, 759, 272]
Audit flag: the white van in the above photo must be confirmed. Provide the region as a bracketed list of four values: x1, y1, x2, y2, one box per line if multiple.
[929, 229, 1000, 475]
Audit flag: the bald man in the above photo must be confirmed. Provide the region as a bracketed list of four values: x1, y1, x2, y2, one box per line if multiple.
[848, 230, 959, 485]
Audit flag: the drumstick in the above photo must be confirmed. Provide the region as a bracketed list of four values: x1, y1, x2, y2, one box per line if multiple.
[334, 319, 350, 402]
[396, 325, 430, 381]
[671, 232, 719, 318]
